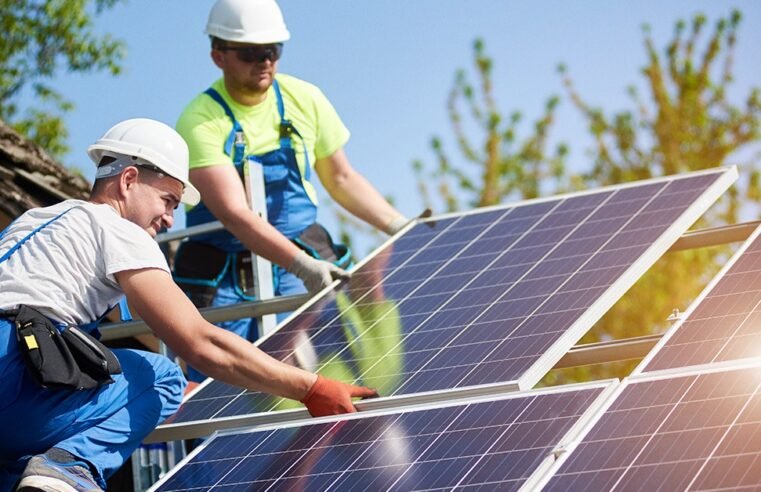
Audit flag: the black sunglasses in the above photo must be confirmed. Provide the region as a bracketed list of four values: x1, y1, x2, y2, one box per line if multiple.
[218, 43, 283, 63]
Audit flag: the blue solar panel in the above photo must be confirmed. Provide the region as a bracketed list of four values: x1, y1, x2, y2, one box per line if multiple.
[545, 361, 761, 491]
[152, 383, 614, 491]
[639, 225, 761, 373]
[157, 168, 736, 441]
[542, 362, 761, 491]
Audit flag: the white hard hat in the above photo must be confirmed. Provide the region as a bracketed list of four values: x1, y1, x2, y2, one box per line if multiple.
[205, 0, 290, 44]
[87, 118, 200, 206]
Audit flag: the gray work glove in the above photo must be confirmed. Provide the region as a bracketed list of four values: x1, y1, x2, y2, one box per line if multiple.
[287, 250, 351, 295]
[384, 216, 410, 236]
[384, 209, 433, 235]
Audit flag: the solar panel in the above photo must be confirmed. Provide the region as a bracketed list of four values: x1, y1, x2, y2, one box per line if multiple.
[539, 360, 761, 491]
[150, 382, 617, 491]
[637, 224, 761, 374]
[154, 168, 736, 442]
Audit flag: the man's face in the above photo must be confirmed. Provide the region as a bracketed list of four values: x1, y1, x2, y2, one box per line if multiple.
[124, 169, 183, 237]
[214, 42, 282, 96]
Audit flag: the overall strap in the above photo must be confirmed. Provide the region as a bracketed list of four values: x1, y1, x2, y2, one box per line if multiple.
[204, 88, 246, 166]
[0, 208, 74, 265]
[272, 79, 312, 181]
[0, 206, 108, 334]
[78, 302, 118, 336]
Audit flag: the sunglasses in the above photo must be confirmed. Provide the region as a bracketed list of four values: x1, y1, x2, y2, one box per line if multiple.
[218, 43, 283, 63]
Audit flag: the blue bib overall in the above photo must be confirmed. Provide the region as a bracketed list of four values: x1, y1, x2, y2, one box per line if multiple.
[0, 209, 185, 489]
[177, 80, 318, 381]
[186, 80, 318, 246]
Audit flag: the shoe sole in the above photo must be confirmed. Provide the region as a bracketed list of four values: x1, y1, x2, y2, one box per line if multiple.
[17, 475, 81, 492]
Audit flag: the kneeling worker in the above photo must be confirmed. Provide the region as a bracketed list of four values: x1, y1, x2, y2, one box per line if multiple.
[0, 118, 376, 491]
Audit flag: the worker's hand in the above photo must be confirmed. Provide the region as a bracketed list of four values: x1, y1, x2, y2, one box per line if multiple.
[384, 215, 410, 235]
[287, 250, 351, 295]
[300, 375, 378, 417]
[383, 208, 433, 235]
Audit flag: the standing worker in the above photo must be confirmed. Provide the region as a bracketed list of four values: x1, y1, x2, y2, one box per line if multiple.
[0, 118, 376, 492]
[174, 0, 410, 382]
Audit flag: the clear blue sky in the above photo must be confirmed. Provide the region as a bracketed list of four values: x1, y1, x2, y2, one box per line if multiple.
[40, 1, 761, 255]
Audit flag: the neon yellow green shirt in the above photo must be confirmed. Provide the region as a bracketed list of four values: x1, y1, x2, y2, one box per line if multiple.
[175, 73, 350, 204]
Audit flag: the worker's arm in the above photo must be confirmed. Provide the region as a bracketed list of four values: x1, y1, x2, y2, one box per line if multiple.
[190, 164, 302, 267]
[315, 149, 408, 235]
[116, 267, 376, 414]
[189, 164, 349, 293]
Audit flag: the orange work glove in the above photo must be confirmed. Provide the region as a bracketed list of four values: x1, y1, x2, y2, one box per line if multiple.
[300, 375, 378, 417]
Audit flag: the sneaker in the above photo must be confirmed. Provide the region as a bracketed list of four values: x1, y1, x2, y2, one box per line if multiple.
[16, 454, 102, 492]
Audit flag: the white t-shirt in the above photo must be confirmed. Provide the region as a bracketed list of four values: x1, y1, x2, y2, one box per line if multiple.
[0, 199, 169, 326]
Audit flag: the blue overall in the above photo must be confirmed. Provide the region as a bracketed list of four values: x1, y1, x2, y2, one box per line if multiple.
[179, 80, 316, 382]
[0, 211, 186, 489]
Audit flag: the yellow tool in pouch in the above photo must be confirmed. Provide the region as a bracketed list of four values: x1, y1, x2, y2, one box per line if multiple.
[24, 334, 39, 350]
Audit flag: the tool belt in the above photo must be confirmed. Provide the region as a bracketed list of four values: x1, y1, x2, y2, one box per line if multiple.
[292, 223, 352, 270]
[173, 242, 251, 308]
[173, 222, 352, 306]
[3, 305, 121, 390]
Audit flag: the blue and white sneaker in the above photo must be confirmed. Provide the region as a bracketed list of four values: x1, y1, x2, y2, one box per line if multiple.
[16, 454, 102, 492]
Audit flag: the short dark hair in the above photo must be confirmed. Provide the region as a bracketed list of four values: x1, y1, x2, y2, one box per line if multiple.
[90, 155, 118, 194]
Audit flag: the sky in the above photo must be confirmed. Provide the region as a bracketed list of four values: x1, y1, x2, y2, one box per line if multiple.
[30, 0, 761, 255]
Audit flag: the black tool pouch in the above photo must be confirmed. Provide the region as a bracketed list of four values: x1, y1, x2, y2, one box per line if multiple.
[293, 223, 353, 269]
[173, 241, 231, 308]
[12, 305, 121, 390]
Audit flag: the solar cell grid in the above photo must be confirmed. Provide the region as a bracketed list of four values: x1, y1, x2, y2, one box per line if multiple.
[640, 225, 761, 373]
[152, 384, 613, 491]
[542, 362, 761, 491]
[159, 169, 736, 440]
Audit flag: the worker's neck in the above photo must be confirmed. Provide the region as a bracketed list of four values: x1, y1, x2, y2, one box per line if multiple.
[224, 80, 269, 107]
[89, 193, 123, 217]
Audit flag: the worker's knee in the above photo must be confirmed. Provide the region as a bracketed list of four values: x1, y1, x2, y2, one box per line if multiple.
[148, 353, 187, 417]
[121, 350, 186, 420]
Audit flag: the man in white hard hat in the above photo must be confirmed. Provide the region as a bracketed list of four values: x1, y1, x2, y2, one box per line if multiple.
[0, 118, 376, 491]
[175, 0, 410, 382]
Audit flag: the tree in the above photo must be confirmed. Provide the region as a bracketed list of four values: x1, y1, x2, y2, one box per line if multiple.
[561, 10, 759, 223]
[329, 38, 569, 259]
[413, 38, 569, 213]
[549, 9, 761, 383]
[0, 0, 125, 157]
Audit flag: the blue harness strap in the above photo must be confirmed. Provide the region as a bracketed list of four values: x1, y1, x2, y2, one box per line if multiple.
[0, 208, 74, 264]
[203, 88, 247, 166]
[205, 80, 312, 180]
[272, 80, 311, 181]
[0, 207, 115, 335]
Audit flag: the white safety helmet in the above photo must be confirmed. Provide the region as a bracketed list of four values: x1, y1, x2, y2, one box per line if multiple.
[205, 0, 290, 44]
[87, 118, 201, 206]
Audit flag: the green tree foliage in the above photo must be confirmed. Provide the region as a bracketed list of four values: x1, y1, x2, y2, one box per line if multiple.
[0, 0, 125, 157]
[413, 39, 569, 212]
[561, 10, 760, 222]
[548, 10, 761, 384]
[330, 38, 569, 258]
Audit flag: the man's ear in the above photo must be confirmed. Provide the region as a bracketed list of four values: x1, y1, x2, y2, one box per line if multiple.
[119, 167, 140, 195]
[211, 49, 225, 69]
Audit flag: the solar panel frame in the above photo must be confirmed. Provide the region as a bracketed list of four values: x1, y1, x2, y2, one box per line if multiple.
[148, 380, 620, 492]
[150, 167, 738, 443]
[535, 357, 761, 490]
[634, 223, 761, 375]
